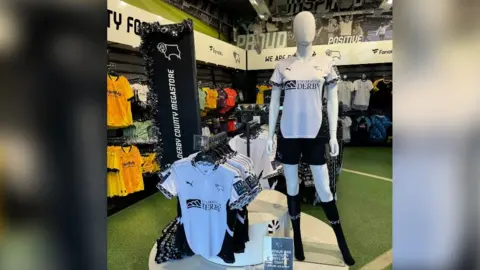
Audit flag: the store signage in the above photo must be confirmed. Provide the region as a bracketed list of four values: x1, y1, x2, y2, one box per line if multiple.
[140, 22, 201, 167]
[107, 0, 247, 70]
[263, 236, 294, 270]
[279, 0, 364, 16]
[328, 35, 363, 44]
[194, 31, 246, 70]
[247, 40, 392, 70]
[236, 32, 288, 50]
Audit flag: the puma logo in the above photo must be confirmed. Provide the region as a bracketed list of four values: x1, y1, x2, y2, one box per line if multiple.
[215, 184, 224, 191]
[186, 180, 193, 187]
[286, 68, 291, 71]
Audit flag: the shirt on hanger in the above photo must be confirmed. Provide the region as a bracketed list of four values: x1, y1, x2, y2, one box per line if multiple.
[270, 55, 338, 138]
[353, 79, 373, 110]
[337, 80, 354, 110]
[217, 88, 228, 108]
[107, 75, 134, 128]
[131, 83, 149, 106]
[107, 145, 144, 195]
[198, 88, 206, 110]
[204, 88, 218, 109]
[256, 85, 271, 105]
[157, 159, 252, 259]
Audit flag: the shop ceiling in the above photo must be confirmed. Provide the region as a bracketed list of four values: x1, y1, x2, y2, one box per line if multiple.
[183, 0, 392, 21]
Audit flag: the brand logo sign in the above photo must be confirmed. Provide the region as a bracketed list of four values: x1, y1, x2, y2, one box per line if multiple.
[284, 80, 321, 91]
[233, 51, 241, 63]
[372, 49, 392, 55]
[209, 45, 223, 56]
[237, 32, 288, 50]
[157, 43, 182, 60]
[186, 199, 221, 212]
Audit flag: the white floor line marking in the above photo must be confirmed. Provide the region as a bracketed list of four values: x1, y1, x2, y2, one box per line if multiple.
[359, 249, 392, 270]
[342, 168, 392, 182]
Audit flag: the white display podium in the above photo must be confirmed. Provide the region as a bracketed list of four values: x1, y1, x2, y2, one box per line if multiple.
[149, 190, 348, 269]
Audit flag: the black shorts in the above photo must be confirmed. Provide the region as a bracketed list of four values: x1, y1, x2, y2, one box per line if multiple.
[276, 129, 327, 165]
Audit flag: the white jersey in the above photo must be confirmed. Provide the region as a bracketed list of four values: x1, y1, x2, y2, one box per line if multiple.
[337, 80, 354, 108]
[229, 134, 276, 188]
[131, 83, 149, 106]
[270, 55, 338, 138]
[353, 79, 373, 107]
[157, 160, 251, 259]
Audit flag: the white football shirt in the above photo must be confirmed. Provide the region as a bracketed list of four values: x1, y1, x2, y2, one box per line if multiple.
[270, 55, 339, 138]
[337, 80, 354, 108]
[157, 160, 250, 259]
[229, 135, 275, 179]
[353, 79, 373, 107]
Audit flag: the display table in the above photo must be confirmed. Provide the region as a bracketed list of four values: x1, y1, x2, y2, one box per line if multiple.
[149, 190, 348, 269]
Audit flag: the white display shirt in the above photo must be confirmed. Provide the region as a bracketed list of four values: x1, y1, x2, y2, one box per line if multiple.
[157, 160, 249, 259]
[353, 79, 373, 107]
[270, 55, 339, 138]
[337, 80, 354, 108]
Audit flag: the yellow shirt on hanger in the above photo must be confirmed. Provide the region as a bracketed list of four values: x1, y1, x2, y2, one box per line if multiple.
[107, 75, 134, 128]
[256, 85, 272, 104]
[107, 146, 128, 197]
[204, 88, 218, 109]
[107, 145, 144, 196]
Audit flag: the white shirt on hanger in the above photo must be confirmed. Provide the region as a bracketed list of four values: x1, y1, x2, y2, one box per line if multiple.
[270, 55, 338, 138]
[157, 159, 250, 259]
[337, 80, 354, 108]
[353, 79, 373, 107]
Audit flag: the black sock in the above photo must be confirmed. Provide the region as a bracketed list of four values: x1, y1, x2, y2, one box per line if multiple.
[321, 200, 355, 266]
[287, 194, 305, 261]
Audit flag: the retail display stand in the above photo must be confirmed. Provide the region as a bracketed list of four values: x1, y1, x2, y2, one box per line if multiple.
[148, 190, 348, 269]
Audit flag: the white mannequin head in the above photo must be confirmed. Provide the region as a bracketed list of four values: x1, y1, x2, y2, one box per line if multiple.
[293, 11, 316, 45]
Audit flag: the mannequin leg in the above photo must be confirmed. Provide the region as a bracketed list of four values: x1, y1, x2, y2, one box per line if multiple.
[310, 164, 355, 266]
[283, 164, 305, 261]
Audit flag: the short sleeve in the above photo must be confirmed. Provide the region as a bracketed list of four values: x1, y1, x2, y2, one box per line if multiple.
[326, 59, 339, 83]
[368, 80, 374, 90]
[123, 77, 135, 100]
[107, 147, 121, 170]
[270, 63, 284, 87]
[156, 168, 178, 199]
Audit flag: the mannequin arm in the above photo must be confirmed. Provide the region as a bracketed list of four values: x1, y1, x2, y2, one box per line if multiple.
[327, 81, 339, 139]
[268, 85, 282, 140]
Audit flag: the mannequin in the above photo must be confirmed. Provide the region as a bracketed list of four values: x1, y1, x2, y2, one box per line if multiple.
[265, 11, 355, 266]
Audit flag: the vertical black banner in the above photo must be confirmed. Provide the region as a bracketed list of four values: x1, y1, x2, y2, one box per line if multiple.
[140, 20, 201, 167]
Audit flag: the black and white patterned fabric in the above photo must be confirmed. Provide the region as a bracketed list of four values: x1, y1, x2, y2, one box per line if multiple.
[155, 218, 192, 264]
[268, 219, 280, 234]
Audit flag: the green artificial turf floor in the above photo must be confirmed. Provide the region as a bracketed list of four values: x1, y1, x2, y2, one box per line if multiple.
[108, 147, 392, 270]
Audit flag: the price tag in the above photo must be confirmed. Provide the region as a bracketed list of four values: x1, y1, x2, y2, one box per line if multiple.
[263, 236, 293, 270]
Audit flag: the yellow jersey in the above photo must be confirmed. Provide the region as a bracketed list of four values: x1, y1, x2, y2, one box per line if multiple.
[256, 85, 272, 104]
[142, 153, 160, 174]
[107, 75, 134, 128]
[107, 145, 144, 196]
[204, 88, 218, 109]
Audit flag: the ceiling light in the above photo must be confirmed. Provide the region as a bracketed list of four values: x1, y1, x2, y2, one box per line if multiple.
[387, 0, 393, 4]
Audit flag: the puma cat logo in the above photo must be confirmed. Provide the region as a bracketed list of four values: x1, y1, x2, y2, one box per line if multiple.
[186, 180, 193, 187]
[286, 68, 291, 71]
